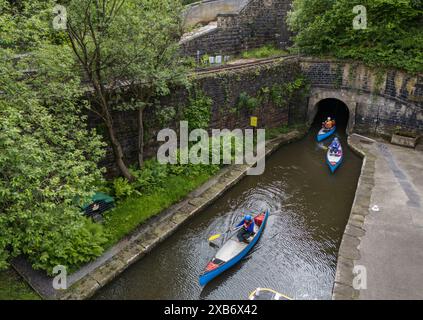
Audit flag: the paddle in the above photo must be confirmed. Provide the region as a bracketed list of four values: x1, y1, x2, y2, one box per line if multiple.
[208, 226, 243, 243]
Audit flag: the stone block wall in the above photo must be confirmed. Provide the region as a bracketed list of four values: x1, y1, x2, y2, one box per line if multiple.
[300, 58, 423, 137]
[183, 0, 250, 29]
[90, 59, 308, 176]
[89, 56, 422, 177]
[180, 0, 293, 58]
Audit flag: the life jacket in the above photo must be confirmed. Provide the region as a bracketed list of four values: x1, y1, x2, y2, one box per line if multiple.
[330, 141, 339, 148]
[243, 220, 254, 233]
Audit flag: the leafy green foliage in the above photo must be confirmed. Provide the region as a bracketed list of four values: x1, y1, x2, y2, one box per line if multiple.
[287, 0, 423, 73]
[0, 0, 67, 51]
[268, 76, 309, 107]
[105, 156, 221, 246]
[113, 178, 137, 201]
[66, 0, 190, 171]
[235, 77, 309, 112]
[103, 172, 213, 247]
[240, 44, 289, 59]
[155, 106, 177, 127]
[67, 0, 189, 95]
[20, 208, 107, 273]
[111, 157, 221, 202]
[183, 90, 213, 130]
[237, 92, 260, 113]
[0, 44, 107, 272]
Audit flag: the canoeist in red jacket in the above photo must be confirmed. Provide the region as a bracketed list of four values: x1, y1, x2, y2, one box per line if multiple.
[322, 117, 336, 130]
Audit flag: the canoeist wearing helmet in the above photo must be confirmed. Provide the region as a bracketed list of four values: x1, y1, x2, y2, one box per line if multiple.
[330, 137, 341, 155]
[236, 215, 255, 243]
[322, 117, 336, 131]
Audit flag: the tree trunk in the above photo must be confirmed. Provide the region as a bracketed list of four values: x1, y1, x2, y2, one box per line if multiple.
[138, 106, 145, 169]
[91, 78, 135, 181]
[105, 116, 135, 182]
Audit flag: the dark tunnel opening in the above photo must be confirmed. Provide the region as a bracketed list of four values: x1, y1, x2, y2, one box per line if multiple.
[312, 98, 350, 132]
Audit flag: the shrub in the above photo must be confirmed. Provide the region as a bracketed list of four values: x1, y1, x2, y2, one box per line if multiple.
[287, 0, 423, 73]
[241, 44, 288, 59]
[183, 90, 213, 130]
[237, 92, 260, 113]
[112, 177, 137, 200]
[0, 45, 107, 272]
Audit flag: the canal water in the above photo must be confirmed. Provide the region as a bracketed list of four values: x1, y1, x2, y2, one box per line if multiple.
[95, 118, 362, 300]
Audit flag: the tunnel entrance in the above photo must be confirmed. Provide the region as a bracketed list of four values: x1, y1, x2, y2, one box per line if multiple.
[312, 98, 350, 132]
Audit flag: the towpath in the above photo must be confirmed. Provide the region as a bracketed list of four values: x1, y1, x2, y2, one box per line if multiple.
[334, 134, 423, 299]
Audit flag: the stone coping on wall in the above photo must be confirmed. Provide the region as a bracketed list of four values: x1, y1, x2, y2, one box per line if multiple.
[180, 22, 219, 44]
[332, 134, 377, 300]
[42, 129, 305, 300]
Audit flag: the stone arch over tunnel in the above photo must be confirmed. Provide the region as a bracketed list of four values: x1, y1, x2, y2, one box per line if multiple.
[307, 89, 357, 134]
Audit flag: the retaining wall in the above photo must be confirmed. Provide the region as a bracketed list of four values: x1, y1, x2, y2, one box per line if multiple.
[301, 58, 423, 137]
[180, 0, 293, 57]
[90, 58, 308, 177]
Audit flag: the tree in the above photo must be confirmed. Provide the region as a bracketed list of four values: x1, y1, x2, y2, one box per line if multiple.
[0, 0, 110, 273]
[0, 0, 67, 51]
[287, 0, 423, 73]
[0, 44, 108, 272]
[66, 0, 189, 176]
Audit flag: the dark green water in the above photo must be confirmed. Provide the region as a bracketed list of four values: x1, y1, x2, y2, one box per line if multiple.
[94, 128, 362, 300]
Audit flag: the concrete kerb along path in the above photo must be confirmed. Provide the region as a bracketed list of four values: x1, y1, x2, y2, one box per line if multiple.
[333, 134, 423, 300]
[15, 129, 305, 300]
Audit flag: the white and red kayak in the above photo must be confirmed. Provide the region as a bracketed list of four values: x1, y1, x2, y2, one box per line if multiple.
[326, 141, 343, 173]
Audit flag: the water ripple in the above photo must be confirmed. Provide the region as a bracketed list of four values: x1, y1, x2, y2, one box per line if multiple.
[95, 131, 362, 300]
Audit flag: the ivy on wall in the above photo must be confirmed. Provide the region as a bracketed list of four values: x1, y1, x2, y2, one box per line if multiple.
[236, 92, 260, 113]
[182, 88, 213, 130]
[232, 76, 310, 115]
[155, 105, 177, 128]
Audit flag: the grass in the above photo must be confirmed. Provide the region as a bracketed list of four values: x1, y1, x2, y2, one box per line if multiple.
[102, 172, 213, 247]
[0, 170, 215, 299]
[240, 45, 289, 60]
[0, 269, 40, 300]
[0, 125, 302, 296]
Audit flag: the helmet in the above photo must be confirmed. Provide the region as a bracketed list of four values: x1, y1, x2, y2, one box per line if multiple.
[334, 137, 339, 142]
[245, 215, 253, 222]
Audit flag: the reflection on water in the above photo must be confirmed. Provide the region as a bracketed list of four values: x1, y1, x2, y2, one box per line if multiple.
[94, 129, 362, 300]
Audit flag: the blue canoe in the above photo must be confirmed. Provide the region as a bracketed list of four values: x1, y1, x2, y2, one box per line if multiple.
[326, 141, 344, 173]
[199, 210, 269, 287]
[317, 126, 336, 142]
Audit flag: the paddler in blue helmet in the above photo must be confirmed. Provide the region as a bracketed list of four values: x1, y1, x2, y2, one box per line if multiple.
[236, 214, 255, 243]
[330, 137, 341, 155]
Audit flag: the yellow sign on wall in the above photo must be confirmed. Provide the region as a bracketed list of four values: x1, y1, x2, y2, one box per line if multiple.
[250, 116, 258, 127]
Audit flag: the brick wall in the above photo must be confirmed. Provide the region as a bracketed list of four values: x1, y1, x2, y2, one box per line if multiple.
[180, 0, 293, 57]
[301, 59, 423, 136]
[90, 57, 423, 176]
[90, 58, 307, 176]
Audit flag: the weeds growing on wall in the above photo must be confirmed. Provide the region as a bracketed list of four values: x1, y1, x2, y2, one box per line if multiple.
[183, 89, 213, 130]
[237, 92, 260, 113]
[232, 76, 309, 114]
[267, 77, 309, 108]
[240, 44, 289, 59]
